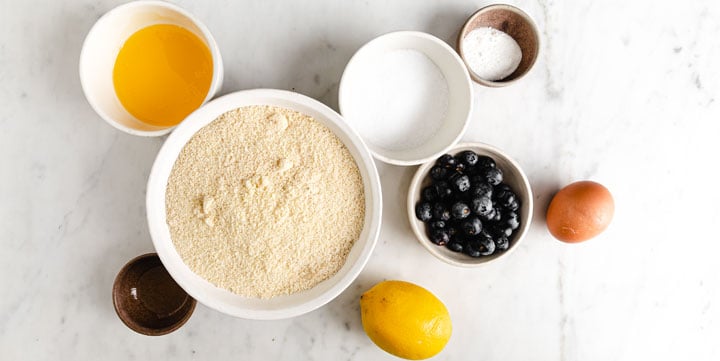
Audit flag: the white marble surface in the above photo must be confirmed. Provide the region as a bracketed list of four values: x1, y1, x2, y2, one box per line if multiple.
[1, 0, 719, 359]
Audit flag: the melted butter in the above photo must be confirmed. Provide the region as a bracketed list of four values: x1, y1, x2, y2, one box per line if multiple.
[113, 24, 213, 127]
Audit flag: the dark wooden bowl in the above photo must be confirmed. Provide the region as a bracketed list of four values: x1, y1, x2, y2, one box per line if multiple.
[457, 4, 540, 86]
[112, 253, 196, 336]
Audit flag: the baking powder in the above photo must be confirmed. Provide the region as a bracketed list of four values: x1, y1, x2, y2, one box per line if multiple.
[462, 27, 522, 81]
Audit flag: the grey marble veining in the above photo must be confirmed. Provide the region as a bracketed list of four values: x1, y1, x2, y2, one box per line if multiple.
[1, 0, 719, 360]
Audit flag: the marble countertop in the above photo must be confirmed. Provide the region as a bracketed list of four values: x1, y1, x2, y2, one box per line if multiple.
[2, 0, 719, 359]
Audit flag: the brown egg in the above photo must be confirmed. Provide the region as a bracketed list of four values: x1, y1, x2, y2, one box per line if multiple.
[546, 181, 614, 243]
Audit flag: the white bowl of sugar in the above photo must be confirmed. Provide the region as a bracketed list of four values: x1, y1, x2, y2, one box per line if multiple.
[339, 31, 473, 166]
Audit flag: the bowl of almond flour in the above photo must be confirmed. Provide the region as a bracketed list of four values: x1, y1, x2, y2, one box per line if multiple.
[146, 89, 382, 320]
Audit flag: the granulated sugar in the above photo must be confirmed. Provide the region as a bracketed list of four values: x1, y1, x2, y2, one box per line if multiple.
[344, 49, 449, 151]
[165, 105, 365, 299]
[462, 27, 522, 81]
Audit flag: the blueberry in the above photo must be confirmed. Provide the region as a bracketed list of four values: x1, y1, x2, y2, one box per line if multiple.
[415, 202, 432, 222]
[432, 203, 451, 221]
[469, 181, 493, 198]
[492, 209, 503, 222]
[480, 207, 497, 221]
[496, 183, 512, 193]
[458, 150, 479, 167]
[464, 237, 495, 257]
[434, 181, 453, 199]
[498, 227, 513, 237]
[437, 154, 457, 168]
[446, 240, 463, 252]
[422, 186, 438, 202]
[464, 240, 482, 258]
[479, 229, 493, 240]
[504, 211, 520, 230]
[430, 229, 450, 246]
[462, 217, 482, 236]
[505, 200, 520, 212]
[471, 196, 493, 217]
[487, 224, 503, 239]
[495, 235, 510, 251]
[496, 191, 516, 207]
[482, 167, 503, 186]
[493, 186, 509, 200]
[478, 236, 496, 256]
[476, 156, 496, 169]
[445, 169, 460, 182]
[495, 188, 520, 212]
[447, 225, 460, 238]
[430, 166, 448, 180]
[503, 193, 516, 206]
[429, 220, 446, 230]
[464, 165, 480, 176]
[450, 173, 470, 193]
[451, 202, 471, 220]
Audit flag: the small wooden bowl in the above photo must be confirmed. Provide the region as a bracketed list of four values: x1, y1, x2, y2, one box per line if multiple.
[457, 4, 540, 87]
[112, 253, 196, 336]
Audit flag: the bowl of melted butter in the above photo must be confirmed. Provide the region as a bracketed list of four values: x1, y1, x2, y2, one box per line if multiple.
[79, 1, 223, 136]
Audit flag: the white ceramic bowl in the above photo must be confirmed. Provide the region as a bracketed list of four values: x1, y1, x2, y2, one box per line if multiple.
[146, 89, 382, 319]
[407, 142, 533, 267]
[338, 31, 473, 166]
[79, 1, 224, 136]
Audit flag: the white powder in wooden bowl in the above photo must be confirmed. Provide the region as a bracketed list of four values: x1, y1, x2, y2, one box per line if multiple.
[165, 105, 365, 299]
[462, 27, 522, 81]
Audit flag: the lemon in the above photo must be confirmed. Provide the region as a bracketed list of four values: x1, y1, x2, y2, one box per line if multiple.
[360, 280, 452, 360]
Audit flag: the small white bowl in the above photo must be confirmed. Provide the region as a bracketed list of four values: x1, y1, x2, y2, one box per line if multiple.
[146, 89, 382, 320]
[407, 142, 533, 267]
[339, 31, 473, 166]
[79, 1, 224, 137]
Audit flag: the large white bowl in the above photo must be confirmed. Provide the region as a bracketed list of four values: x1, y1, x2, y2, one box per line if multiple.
[146, 89, 382, 319]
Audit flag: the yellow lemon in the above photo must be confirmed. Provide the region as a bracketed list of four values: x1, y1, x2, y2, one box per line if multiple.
[360, 280, 452, 360]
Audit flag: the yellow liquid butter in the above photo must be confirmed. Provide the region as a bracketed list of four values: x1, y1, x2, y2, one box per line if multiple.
[113, 24, 213, 127]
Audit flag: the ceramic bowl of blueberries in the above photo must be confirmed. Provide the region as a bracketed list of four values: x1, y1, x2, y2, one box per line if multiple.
[407, 142, 533, 267]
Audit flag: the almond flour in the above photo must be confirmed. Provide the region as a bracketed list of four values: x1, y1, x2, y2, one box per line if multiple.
[165, 105, 365, 299]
